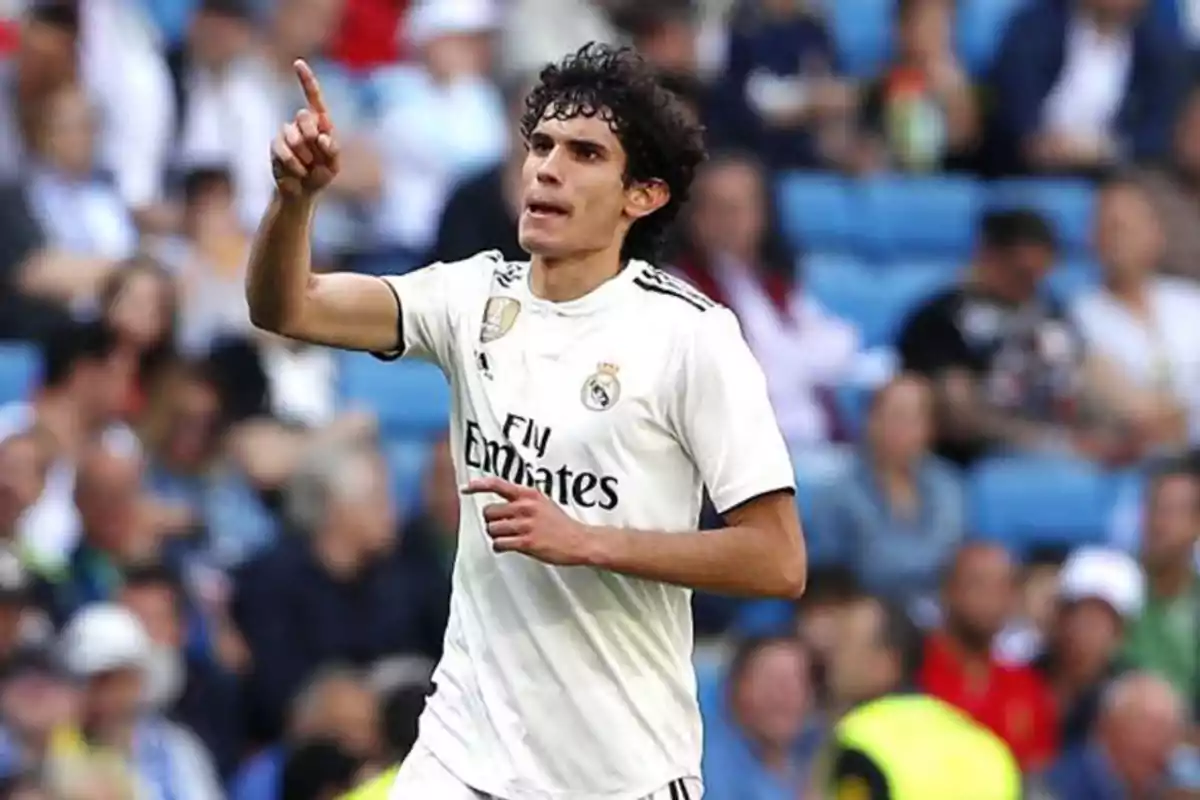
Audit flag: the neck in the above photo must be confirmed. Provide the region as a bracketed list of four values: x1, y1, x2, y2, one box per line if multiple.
[314, 532, 364, 579]
[942, 628, 992, 669]
[1105, 275, 1149, 310]
[1149, 561, 1193, 599]
[530, 249, 624, 303]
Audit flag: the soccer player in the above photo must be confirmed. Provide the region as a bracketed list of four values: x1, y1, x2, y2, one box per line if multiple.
[248, 44, 806, 800]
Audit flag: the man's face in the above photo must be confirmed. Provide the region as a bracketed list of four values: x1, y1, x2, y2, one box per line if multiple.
[1142, 474, 1199, 569]
[84, 667, 143, 729]
[1057, 598, 1122, 674]
[0, 436, 48, 534]
[826, 599, 891, 703]
[518, 112, 660, 260]
[992, 242, 1055, 302]
[731, 641, 811, 748]
[76, 453, 141, 554]
[1094, 185, 1163, 282]
[688, 160, 764, 262]
[944, 546, 1015, 650]
[120, 585, 180, 648]
[0, 669, 76, 737]
[17, 18, 75, 89]
[328, 454, 395, 557]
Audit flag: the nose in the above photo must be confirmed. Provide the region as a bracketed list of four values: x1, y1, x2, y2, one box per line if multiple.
[534, 147, 565, 186]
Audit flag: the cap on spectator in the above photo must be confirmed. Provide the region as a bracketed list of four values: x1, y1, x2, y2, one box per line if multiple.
[406, 0, 498, 47]
[59, 604, 151, 678]
[0, 550, 30, 606]
[1057, 547, 1145, 620]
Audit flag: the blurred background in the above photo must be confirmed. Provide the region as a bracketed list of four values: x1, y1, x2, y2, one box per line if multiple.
[0, 0, 1199, 797]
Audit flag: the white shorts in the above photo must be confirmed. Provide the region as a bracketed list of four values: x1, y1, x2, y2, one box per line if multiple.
[388, 743, 702, 800]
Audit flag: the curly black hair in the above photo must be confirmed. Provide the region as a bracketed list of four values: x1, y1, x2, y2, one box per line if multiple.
[521, 42, 708, 262]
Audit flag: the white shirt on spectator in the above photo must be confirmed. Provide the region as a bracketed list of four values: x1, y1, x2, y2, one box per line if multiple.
[1041, 16, 1132, 141]
[369, 66, 507, 253]
[1070, 277, 1200, 439]
[709, 258, 861, 444]
[80, 0, 175, 210]
[25, 168, 138, 260]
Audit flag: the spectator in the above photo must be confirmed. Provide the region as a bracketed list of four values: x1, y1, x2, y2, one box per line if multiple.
[49, 446, 157, 624]
[702, 636, 823, 800]
[920, 543, 1059, 770]
[23, 83, 137, 264]
[0, 551, 42, 663]
[499, 0, 619, 81]
[0, 428, 54, 549]
[1070, 177, 1199, 442]
[989, 0, 1185, 175]
[97, 257, 180, 421]
[822, 594, 1020, 799]
[0, 645, 80, 780]
[995, 544, 1069, 665]
[430, 79, 529, 265]
[813, 376, 964, 615]
[338, 683, 429, 800]
[279, 739, 361, 800]
[1032, 547, 1143, 748]
[708, 0, 856, 169]
[897, 209, 1146, 466]
[370, 0, 508, 261]
[0, 0, 79, 183]
[1124, 458, 1200, 702]
[1136, 82, 1200, 283]
[398, 436, 459, 577]
[857, 0, 981, 173]
[674, 153, 861, 445]
[1042, 672, 1186, 800]
[230, 666, 383, 800]
[117, 563, 243, 780]
[44, 754, 138, 800]
[0, 321, 138, 573]
[58, 603, 223, 800]
[233, 442, 447, 741]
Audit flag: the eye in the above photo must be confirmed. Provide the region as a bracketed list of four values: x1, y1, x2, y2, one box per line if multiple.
[528, 135, 552, 156]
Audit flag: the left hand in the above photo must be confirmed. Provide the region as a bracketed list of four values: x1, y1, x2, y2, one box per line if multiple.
[462, 477, 596, 566]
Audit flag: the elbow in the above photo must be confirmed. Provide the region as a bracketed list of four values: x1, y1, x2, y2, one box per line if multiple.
[775, 552, 807, 599]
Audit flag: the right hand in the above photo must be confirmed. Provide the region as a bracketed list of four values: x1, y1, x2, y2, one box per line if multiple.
[272, 59, 340, 197]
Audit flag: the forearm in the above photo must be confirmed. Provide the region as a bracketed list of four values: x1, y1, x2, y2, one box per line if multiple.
[245, 192, 317, 334]
[586, 523, 807, 599]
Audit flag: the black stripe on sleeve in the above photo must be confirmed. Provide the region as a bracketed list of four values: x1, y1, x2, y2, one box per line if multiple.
[668, 780, 680, 800]
[632, 277, 710, 312]
[679, 779, 692, 800]
[369, 276, 405, 362]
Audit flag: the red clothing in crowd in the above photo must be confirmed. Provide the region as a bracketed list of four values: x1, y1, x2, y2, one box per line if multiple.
[918, 632, 1059, 771]
[328, 0, 409, 70]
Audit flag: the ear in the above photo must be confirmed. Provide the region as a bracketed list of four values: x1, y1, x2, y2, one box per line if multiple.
[624, 179, 670, 222]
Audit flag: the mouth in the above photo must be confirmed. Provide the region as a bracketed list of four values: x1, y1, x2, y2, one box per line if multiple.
[524, 199, 571, 219]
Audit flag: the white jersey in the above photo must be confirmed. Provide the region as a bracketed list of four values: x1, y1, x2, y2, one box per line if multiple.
[380, 251, 795, 800]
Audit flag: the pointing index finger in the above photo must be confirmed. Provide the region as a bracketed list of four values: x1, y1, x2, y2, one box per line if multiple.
[462, 477, 527, 502]
[294, 58, 330, 120]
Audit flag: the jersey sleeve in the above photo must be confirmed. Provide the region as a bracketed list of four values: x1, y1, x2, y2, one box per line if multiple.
[670, 307, 795, 515]
[375, 253, 497, 368]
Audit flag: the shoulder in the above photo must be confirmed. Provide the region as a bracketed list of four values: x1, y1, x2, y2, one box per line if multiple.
[1156, 276, 1200, 308]
[629, 264, 723, 316]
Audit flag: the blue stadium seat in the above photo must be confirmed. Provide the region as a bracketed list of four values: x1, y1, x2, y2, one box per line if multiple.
[825, 0, 894, 78]
[384, 438, 431, 513]
[337, 354, 450, 437]
[791, 444, 853, 567]
[989, 179, 1096, 256]
[857, 176, 983, 259]
[833, 384, 872, 439]
[776, 172, 855, 253]
[1043, 258, 1101, 304]
[0, 344, 39, 407]
[811, 263, 951, 347]
[956, 0, 1027, 75]
[967, 456, 1110, 551]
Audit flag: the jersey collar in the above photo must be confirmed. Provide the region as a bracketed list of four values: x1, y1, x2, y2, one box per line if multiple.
[524, 260, 645, 317]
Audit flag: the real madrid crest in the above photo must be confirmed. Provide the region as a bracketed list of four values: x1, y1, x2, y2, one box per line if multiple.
[581, 362, 621, 411]
[480, 297, 521, 343]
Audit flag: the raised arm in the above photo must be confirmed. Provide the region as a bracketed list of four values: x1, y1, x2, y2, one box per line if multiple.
[246, 59, 399, 353]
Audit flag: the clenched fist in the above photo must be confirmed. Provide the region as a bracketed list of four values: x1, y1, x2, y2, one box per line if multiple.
[272, 59, 340, 197]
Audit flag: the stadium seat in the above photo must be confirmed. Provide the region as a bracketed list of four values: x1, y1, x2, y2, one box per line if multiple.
[791, 444, 854, 567]
[856, 176, 983, 259]
[337, 354, 451, 437]
[956, 0, 1027, 75]
[967, 456, 1111, 552]
[383, 438, 431, 513]
[824, 0, 894, 78]
[776, 172, 855, 253]
[989, 179, 1096, 256]
[811, 262, 951, 347]
[0, 343, 39, 406]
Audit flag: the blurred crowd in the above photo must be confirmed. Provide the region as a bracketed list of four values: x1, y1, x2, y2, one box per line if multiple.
[0, 0, 1200, 798]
